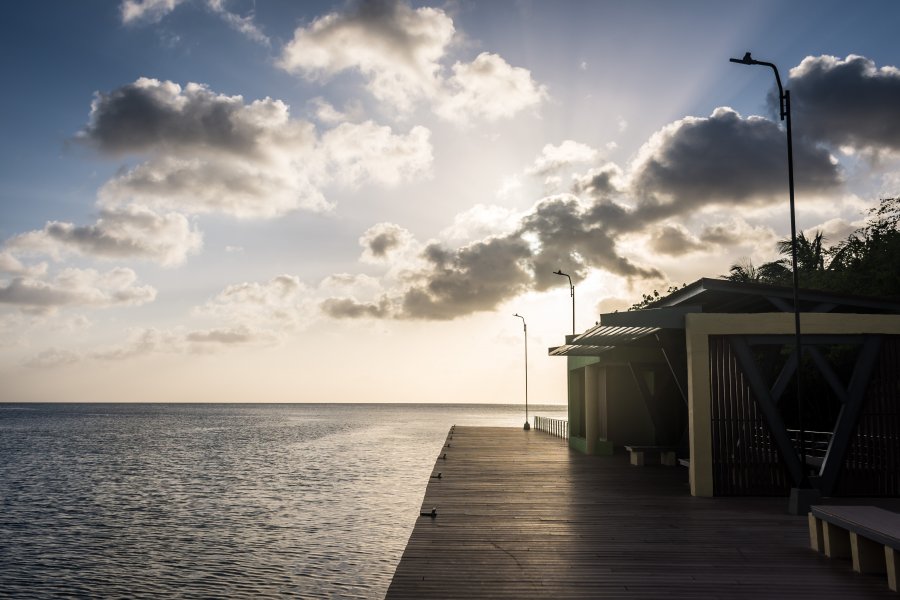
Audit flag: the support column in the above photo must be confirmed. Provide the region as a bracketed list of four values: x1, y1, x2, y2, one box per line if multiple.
[585, 364, 599, 454]
[686, 316, 713, 497]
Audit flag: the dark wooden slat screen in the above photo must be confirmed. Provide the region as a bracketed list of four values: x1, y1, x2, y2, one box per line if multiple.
[710, 336, 790, 496]
[836, 336, 900, 496]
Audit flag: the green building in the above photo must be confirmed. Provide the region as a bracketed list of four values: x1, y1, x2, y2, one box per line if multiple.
[549, 278, 900, 499]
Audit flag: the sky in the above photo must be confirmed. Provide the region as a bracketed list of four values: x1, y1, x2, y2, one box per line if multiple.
[2, 0, 900, 404]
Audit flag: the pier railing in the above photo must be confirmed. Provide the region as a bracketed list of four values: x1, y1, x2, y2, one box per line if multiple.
[534, 416, 568, 440]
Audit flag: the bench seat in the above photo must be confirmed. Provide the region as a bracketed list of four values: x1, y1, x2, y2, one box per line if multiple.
[808, 505, 900, 592]
[624, 445, 677, 467]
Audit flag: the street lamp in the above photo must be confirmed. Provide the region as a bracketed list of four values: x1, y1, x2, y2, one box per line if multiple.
[553, 269, 575, 335]
[513, 313, 530, 430]
[730, 52, 814, 507]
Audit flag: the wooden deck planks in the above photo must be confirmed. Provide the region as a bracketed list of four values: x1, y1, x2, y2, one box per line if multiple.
[386, 426, 899, 599]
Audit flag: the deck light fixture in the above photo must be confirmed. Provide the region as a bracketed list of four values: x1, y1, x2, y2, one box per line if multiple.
[513, 313, 530, 430]
[730, 52, 813, 507]
[553, 270, 575, 335]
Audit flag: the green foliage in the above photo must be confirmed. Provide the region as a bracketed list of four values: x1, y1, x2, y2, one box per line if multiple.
[723, 197, 900, 298]
[628, 283, 686, 311]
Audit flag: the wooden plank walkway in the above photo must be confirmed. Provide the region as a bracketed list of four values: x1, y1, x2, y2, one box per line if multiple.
[386, 426, 900, 599]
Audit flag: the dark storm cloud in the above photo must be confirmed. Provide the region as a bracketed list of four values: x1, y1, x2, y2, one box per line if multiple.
[325, 194, 662, 321]
[324, 104, 850, 323]
[789, 54, 900, 151]
[571, 164, 622, 198]
[359, 223, 412, 261]
[398, 236, 533, 320]
[517, 195, 659, 290]
[631, 108, 840, 220]
[81, 78, 264, 156]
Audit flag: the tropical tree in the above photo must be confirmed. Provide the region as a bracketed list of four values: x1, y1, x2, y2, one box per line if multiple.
[723, 197, 900, 299]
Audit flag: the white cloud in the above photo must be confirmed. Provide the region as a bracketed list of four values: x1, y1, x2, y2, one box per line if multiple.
[7, 205, 202, 267]
[322, 121, 433, 187]
[98, 155, 331, 219]
[806, 217, 860, 242]
[24, 348, 81, 369]
[495, 175, 523, 200]
[440, 204, 521, 243]
[278, 1, 545, 122]
[309, 97, 365, 124]
[0, 267, 156, 312]
[528, 140, 599, 176]
[435, 52, 547, 124]
[194, 274, 314, 331]
[185, 325, 275, 349]
[206, 0, 269, 46]
[121, 0, 269, 45]
[278, 1, 453, 111]
[0, 252, 47, 277]
[92, 327, 184, 360]
[81, 78, 433, 219]
[120, 0, 183, 24]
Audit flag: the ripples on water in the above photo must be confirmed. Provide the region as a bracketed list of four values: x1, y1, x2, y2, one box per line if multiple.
[0, 403, 565, 598]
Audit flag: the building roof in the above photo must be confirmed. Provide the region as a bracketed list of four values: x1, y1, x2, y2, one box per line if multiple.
[645, 278, 900, 314]
[548, 277, 900, 358]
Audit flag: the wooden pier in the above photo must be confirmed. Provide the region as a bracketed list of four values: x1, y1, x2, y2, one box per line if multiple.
[386, 426, 899, 598]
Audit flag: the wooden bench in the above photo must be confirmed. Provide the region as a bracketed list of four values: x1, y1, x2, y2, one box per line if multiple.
[624, 445, 677, 467]
[808, 505, 900, 592]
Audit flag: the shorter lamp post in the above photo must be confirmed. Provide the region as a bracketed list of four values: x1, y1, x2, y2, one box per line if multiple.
[513, 313, 530, 430]
[553, 269, 575, 335]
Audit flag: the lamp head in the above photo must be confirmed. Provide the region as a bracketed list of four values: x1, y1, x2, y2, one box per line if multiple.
[729, 52, 754, 65]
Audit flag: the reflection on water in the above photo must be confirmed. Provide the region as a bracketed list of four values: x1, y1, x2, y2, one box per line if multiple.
[0, 403, 565, 599]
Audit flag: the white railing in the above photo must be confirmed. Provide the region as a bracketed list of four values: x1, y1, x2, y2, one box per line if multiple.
[534, 416, 568, 440]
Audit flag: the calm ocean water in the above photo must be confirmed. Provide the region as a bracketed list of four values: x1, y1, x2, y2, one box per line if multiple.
[0, 403, 565, 599]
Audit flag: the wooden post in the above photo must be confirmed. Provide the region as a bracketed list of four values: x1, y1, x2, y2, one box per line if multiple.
[885, 546, 898, 592]
[808, 514, 824, 552]
[851, 533, 886, 574]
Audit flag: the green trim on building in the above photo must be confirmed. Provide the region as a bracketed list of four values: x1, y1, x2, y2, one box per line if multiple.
[567, 355, 600, 371]
[569, 435, 614, 455]
[569, 436, 587, 453]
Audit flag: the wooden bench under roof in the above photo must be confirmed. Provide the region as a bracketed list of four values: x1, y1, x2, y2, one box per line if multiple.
[809, 505, 900, 592]
[624, 445, 678, 466]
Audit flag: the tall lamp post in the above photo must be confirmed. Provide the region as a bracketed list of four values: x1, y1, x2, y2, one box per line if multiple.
[553, 270, 575, 335]
[513, 313, 530, 430]
[730, 52, 815, 509]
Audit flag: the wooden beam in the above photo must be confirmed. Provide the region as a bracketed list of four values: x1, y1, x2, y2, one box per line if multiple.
[730, 335, 805, 487]
[818, 335, 883, 496]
